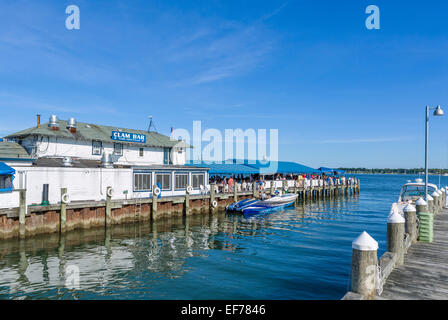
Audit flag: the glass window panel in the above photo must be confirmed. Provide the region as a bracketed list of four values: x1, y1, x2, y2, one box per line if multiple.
[134, 173, 151, 191]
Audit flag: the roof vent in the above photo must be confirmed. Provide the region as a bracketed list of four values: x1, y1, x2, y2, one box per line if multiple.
[101, 153, 114, 168]
[62, 156, 73, 167]
[48, 115, 59, 131]
[67, 117, 77, 133]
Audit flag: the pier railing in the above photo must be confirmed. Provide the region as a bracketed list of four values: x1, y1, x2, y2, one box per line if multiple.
[342, 187, 447, 300]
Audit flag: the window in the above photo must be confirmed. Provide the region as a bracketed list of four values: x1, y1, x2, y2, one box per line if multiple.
[155, 173, 171, 190]
[163, 148, 171, 164]
[92, 140, 102, 155]
[175, 173, 188, 190]
[0, 175, 12, 192]
[139, 147, 144, 157]
[192, 173, 205, 189]
[114, 143, 123, 156]
[134, 173, 151, 191]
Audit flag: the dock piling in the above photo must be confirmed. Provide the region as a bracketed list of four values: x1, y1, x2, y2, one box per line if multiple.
[60, 188, 67, 233]
[185, 188, 190, 216]
[19, 189, 27, 239]
[350, 231, 378, 299]
[426, 194, 434, 215]
[431, 191, 439, 216]
[210, 183, 216, 212]
[403, 203, 418, 244]
[233, 183, 237, 203]
[106, 186, 112, 226]
[415, 198, 433, 243]
[152, 185, 158, 218]
[387, 209, 405, 266]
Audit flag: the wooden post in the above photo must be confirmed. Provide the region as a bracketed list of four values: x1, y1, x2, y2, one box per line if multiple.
[431, 191, 439, 216]
[415, 197, 427, 216]
[185, 191, 190, 216]
[152, 185, 158, 218]
[253, 181, 258, 198]
[415, 198, 433, 243]
[351, 231, 378, 299]
[441, 188, 446, 209]
[106, 186, 112, 226]
[19, 189, 26, 239]
[426, 194, 434, 215]
[210, 182, 216, 212]
[387, 210, 405, 266]
[60, 188, 67, 233]
[270, 181, 274, 195]
[322, 180, 327, 199]
[233, 182, 237, 203]
[403, 203, 418, 244]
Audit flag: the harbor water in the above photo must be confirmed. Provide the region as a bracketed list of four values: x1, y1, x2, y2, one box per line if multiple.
[0, 174, 447, 300]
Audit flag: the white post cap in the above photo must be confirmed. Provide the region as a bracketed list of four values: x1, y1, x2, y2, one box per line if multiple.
[426, 194, 434, 201]
[441, 188, 445, 192]
[431, 191, 439, 197]
[388, 210, 405, 223]
[437, 190, 443, 195]
[352, 231, 378, 251]
[403, 203, 416, 212]
[415, 197, 427, 206]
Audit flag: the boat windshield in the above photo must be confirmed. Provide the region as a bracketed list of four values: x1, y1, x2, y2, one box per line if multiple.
[400, 185, 436, 201]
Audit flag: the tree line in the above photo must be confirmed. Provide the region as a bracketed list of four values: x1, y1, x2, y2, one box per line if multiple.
[338, 168, 448, 175]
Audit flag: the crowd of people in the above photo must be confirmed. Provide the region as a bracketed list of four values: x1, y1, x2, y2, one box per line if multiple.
[209, 173, 357, 194]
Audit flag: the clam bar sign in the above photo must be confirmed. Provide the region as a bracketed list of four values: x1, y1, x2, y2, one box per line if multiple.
[112, 131, 146, 143]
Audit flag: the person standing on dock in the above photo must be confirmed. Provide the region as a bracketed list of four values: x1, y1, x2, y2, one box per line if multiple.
[228, 176, 234, 192]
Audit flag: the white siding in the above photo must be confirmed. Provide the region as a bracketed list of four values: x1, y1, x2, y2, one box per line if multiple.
[22, 136, 186, 166]
[0, 166, 208, 208]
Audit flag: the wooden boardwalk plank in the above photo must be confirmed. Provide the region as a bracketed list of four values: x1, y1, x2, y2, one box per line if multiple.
[378, 208, 448, 300]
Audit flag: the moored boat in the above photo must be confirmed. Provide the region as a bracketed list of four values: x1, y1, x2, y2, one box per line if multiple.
[398, 178, 438, 204]
[226, 193, 298, 216]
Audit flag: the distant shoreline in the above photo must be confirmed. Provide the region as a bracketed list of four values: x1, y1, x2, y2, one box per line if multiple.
[343, 172, 448, 176]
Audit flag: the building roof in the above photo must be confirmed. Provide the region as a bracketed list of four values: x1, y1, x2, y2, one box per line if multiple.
[185, 159, 320, 175]
[0, 142, 34, 161]
[184, 161, 258, 176]
[5, 120, 190, 149]
[226, 159, 320, 174]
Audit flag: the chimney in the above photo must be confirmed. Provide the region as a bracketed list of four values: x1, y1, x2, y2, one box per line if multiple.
[48, 115, 59, 131]
[170, 126, 173, 139]
[67, 117, 77, 133]
[37, 114, 41, 128]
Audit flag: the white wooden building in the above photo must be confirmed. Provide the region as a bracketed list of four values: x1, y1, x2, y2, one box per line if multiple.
[0, 115, 209, 209]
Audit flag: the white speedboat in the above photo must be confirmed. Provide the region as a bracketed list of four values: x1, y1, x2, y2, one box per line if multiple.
[398, 178, 438, 203]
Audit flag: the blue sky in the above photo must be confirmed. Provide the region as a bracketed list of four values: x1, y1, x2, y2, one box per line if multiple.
[1, 0, 448, 169]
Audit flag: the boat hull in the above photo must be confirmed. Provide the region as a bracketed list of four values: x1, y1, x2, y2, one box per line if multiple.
[226, 194, 298, 216]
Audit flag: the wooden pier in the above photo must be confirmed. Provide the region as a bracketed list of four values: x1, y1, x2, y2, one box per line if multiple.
[343, 189, 448, 300]
[377, 207, 448, 300]
[0, 180, 360, 240]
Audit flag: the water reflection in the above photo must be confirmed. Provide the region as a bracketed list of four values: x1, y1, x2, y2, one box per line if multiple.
[0, 195, 363, 299]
